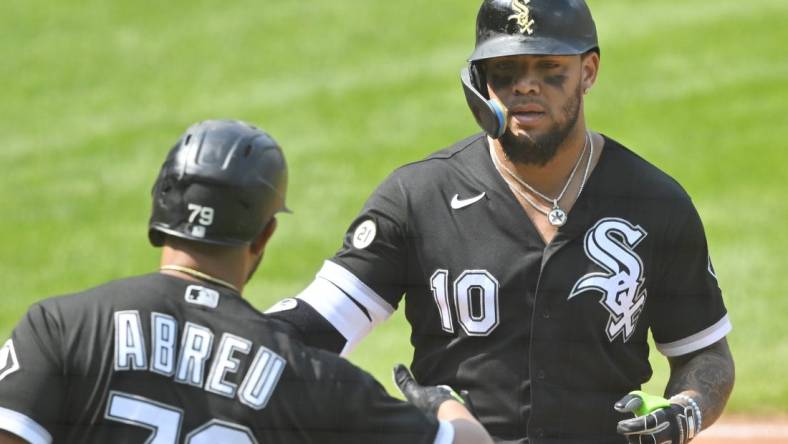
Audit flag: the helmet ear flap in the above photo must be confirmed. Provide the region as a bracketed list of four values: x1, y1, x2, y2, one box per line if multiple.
[460, 65, 508, 139]
[469, 63, 488, 99]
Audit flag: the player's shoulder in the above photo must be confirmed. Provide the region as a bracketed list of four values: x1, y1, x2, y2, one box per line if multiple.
[378, 133, 487, 190]
[32, 273, 167, 322]
[423, 132, 488, 161]
[40, 273, 163, 303]
[602, 135, 694, 204]
[402, 132, 486, 171]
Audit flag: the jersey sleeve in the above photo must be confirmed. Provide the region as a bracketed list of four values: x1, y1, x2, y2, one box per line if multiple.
[0, 304, 65, 444]
[650, 202, 731, 357]
[295, 172, 409, 355]
[331, 172, 411, 305]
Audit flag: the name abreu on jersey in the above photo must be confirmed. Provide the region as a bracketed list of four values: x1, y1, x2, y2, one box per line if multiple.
[114, 307, 286, 410]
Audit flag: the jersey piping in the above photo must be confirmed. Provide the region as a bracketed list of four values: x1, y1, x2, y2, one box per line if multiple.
[656, 314, 732, 357]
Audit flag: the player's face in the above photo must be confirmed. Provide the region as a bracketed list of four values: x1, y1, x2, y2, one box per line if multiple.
[484, 54, 591, 165]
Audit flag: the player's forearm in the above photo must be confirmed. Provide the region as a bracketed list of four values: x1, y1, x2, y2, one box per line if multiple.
[0, 431, 28, 444]
[437, 401, 493, 444]
[665, 338, 735, 430]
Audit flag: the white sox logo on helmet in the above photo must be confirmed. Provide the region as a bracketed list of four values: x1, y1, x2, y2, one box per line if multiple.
[569, 218, 648, 342]
[509, 0, 535, 35]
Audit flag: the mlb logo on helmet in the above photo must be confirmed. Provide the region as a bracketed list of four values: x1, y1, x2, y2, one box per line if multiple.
[191, 226, 206, 238]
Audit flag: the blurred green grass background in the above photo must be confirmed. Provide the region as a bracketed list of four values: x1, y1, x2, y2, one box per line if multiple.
[2, 0, 786, 413]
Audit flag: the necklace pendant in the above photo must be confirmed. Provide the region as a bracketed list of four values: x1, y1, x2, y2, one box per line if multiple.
[548, 207, 567, 227]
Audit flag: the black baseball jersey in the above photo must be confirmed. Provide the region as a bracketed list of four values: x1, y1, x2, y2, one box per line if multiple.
[287, 134, 730, 443]
[0, 273, 451, 444]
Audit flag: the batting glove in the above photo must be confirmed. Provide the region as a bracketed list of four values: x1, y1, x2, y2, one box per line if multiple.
[393, 364, 464, 416]
[614, 391, 700, 444]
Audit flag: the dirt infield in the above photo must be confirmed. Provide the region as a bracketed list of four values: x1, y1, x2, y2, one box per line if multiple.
[693, 416, 788, 443]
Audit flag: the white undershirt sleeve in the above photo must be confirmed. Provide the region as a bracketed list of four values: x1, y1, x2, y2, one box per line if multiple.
[432, 420, 455, 444]
[297, 261, 395, 356]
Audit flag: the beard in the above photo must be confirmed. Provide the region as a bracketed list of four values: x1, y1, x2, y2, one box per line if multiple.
[500, 84, 582, 166]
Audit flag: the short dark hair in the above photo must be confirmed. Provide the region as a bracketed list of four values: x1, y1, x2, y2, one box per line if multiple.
[162, 234, 241, 257]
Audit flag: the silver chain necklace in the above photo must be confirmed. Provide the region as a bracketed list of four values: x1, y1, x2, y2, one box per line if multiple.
[506, 131, 589, 203]
[491, 131, 594, 227]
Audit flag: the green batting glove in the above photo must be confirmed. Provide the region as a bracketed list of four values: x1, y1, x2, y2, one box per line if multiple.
[393, 364, 464, 416]
[614, 391, 699, 444]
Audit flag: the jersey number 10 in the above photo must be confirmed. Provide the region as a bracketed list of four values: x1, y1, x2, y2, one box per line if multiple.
[430, 270, 500, 336]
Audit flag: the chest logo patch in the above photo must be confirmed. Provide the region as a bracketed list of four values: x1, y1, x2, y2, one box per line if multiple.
[0, 339, 20, 382]
[569, 218, 648, 342]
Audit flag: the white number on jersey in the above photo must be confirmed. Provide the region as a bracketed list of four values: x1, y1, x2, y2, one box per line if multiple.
[105, 391, 258, 444]
[430, 270, 500, 336]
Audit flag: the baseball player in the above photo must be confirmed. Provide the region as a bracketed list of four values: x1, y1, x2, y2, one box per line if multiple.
[266, 1, 735, 443]
[0, 120, 492, 444]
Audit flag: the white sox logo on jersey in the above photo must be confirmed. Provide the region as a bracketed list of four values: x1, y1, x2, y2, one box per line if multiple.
[569, 218, 648, 342]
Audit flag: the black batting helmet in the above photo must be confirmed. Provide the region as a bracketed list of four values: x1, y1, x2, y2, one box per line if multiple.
[461, 0, 599, 138]
[148, 119, 290, 247]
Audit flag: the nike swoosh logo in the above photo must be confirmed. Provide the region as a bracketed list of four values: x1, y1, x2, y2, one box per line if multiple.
[450, 192, 486, 209]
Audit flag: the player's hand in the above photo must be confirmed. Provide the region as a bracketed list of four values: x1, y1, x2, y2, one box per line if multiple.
[393, 364, 464, 416]
[614, 391, 699, 444]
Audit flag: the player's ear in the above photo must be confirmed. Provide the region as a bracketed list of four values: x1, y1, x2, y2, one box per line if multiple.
[250, 218, 277, 256]
[580, 51, 600, 94]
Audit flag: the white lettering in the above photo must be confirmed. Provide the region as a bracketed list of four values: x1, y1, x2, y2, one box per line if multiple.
[175, 323, 214, 387]
[113, 311, 284, 410]
[205, 334, 252, 398]
[151, 313, 178, 376]
[115, 311, 147, 370]
[238, 346, 285, 410]
[454, 271, 500, 336]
